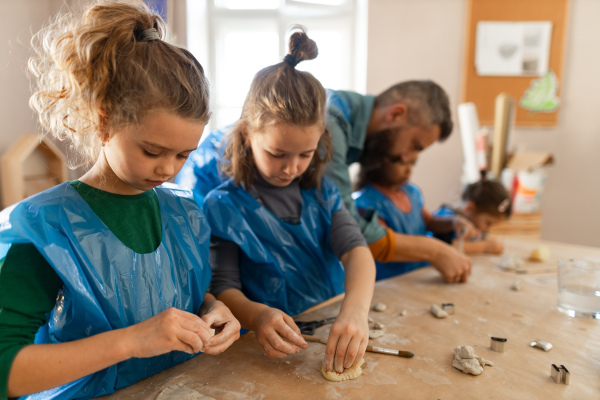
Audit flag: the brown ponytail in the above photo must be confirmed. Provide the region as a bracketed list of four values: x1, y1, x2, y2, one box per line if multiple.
[223, 25, 330, 191]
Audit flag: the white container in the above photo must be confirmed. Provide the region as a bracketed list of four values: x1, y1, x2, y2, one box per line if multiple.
[512, 168, 546, 214]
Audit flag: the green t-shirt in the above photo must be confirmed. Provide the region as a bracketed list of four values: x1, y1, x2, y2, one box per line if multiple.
[0, 181, 162, 400]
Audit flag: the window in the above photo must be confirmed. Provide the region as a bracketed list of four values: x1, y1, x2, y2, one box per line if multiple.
[186, 0, 367, 130]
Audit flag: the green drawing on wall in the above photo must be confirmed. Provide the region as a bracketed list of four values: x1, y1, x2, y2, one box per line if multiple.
[519, 70, 560, 113]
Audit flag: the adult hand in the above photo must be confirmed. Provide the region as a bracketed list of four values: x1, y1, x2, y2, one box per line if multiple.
[124, 307, 212, 358]
[483, 239, 504, 254]
[323, 310, 369, 373]
[199, 299, 241, 355]
[432, 243, 472, 283]
[253, 307, 307, 358]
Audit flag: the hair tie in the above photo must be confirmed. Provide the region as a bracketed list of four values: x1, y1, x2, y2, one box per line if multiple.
[283, 54, 299, 67]
[139, 28, 160, 42]
[497, 198, 510, 213]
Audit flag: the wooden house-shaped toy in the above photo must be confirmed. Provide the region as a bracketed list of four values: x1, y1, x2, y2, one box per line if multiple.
[1, 134, 68, 208]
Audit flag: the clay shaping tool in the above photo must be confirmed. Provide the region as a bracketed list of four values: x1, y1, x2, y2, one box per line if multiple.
[301, 334, 414, 358]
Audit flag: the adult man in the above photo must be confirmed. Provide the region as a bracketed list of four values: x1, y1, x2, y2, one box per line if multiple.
[176, 80, 471, 282]
[326, 80, 471, 283]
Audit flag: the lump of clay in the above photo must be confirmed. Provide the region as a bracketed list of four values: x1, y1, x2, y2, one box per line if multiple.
[452, 346, 494, 376]
[369, 329, 385, 339]
[430, 304, 448, 318]
[373, 322, 385, 330]
[372, 302, 386, 312]
[511, 280, 522, 291]
[529, 245, 550, 262]
[499, 255, 525, 270]
[321, 358, 365, 382]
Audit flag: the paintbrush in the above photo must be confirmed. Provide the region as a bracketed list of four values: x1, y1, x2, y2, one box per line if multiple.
[301, 334, 414, 358]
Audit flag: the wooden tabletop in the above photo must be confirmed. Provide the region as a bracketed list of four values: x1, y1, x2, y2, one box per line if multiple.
[101, 238, 600, 399]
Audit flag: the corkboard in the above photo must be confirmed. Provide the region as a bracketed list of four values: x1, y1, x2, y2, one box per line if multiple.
[461, 0, 570, 126]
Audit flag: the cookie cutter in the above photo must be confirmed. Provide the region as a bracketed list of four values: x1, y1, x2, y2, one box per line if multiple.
[551, 364, 570, 384]
[441, 303, 455, 314]
[530, 340, 552, 352]
[490, 337, 507, 352]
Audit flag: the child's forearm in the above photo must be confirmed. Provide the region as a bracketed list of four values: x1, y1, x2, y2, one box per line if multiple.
[339, 246, 375, 316]
[7, 329, 131, 398]
[216, 289, 270, 332]
[458, 240, 487, 254]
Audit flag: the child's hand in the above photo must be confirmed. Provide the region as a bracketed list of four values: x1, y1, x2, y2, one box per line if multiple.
[454, 216, 480, 241]
[483, 239, 504, 254]
[199, 299, 241, 355]
[124, 307, 213, 358]
[253, 307, 308, 358]
[323, 310, 369, 373]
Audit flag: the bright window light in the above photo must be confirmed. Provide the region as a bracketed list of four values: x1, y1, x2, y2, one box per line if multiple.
[215, 0, 280, 9]
[291, 0, 347, 5]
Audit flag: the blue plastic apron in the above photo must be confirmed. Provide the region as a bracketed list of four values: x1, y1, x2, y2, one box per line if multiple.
[0, 183, 211, 399]
[176, 126, 230, 204]
[203, 177, 345, 316]
[354, 183, 429, 280]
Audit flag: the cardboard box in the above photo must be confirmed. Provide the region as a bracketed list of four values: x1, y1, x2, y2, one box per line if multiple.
[502, 152, 554, 214]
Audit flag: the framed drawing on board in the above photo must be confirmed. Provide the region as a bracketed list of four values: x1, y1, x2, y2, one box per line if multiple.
[461, 0, 570, 126]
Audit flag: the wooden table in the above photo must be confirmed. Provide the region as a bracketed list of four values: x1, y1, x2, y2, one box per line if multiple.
[101, 238, 600, 399]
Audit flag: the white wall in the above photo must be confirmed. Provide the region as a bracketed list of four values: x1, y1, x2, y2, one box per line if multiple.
[0, 0, 67, 202]
[367, 0, 600, 247]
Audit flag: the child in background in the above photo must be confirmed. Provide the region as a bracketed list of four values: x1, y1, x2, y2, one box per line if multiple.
[353, 129, 482, 280]
[432, 173, 511, 254]
[203, 27, 376, 374]
[0, 2, 240, 399]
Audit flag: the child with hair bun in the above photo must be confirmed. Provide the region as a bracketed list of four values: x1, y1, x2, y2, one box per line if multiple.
[432, 172, 512, 254]
[0, 1, 239, 398]
[202, 27, 376, 375]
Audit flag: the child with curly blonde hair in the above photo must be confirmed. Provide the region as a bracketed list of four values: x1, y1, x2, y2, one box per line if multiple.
[0, 1, 239, 398]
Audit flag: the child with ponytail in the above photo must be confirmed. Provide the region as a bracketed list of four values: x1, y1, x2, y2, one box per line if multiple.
[0, 1, 239, 398]
[202, 27, 376, 375]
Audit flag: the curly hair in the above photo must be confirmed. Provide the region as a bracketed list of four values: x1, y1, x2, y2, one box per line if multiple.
[29, 0, 211, 168]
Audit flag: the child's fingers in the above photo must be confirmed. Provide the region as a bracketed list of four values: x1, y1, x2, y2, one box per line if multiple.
[332, 335, 351, 373]
[282, 314, 303, 337]
[208, 321, 241, 348]
[323, 333, 339, 372]
[343, 336, 363, 369]
[176, 329, 205, 354]
[260, 336, 295, 358]
[280, 316, 307, 349]
[176, 317, 212, 346]
[267, 327, 302, 356]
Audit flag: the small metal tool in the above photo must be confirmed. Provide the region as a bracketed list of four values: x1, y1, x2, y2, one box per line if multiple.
[441, 303, 455, 314]
[551, 364, 570, 384]
[301, 334, 414, 358]
[490, 337, 507, 352]
[294, 317, 336, 335]
[530, 340, 553, 352]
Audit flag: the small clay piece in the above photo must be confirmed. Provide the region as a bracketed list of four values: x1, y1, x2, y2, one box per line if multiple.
[490, 337, 507, 352]
[441, 303, 455, 314]
[530, 340, 553, 351]
[511, 280, 522, 291]
[529, 245, 550, 262]
[321, 358, 365, 382]
[369, 329, 385, 339]
[373, 322, 385, 330]
[156, 383, 215, 400]
[499, 255, 525, 270]
[368, 317, 373, 323]
[372, 302, 387, 312]
[430, 304, 448, 318]
[398, 309, 407, 316]
[452, 345, 494, 376]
